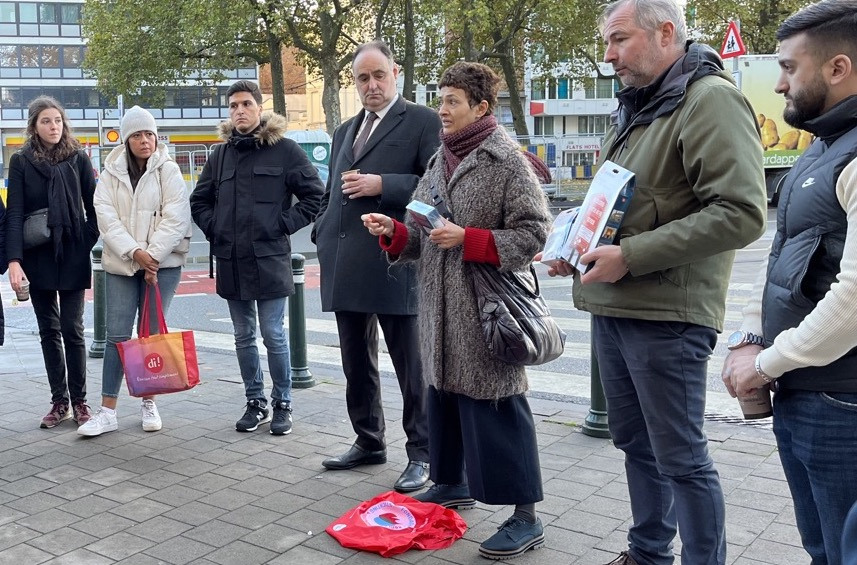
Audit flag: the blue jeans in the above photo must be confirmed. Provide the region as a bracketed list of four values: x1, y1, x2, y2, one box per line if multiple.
[593, 316, 725, 565]
[774, 389, 857, 565]
[227, 298, 290, 404]
[101, 268, 181, 398]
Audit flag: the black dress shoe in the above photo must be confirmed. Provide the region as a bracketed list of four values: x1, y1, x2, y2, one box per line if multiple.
[322, 444, 387, 470]
[394, 460, 429, 493]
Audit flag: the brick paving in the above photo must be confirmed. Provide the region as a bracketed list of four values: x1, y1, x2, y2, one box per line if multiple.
[0, 329, 804, 564]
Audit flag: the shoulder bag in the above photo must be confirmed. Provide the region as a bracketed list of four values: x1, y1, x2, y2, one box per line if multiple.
[428, 183, 566, 366]
[23, 208, 50, 249]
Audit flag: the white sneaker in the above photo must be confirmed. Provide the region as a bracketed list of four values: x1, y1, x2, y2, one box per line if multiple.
[141, 399, 162, 432]
[77, 407, 118, 437]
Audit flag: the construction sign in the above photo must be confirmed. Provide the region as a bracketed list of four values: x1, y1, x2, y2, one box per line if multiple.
[720, 20, 747, 59]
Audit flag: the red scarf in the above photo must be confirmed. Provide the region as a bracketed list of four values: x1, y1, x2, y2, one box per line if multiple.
[441, 115, 498, 181]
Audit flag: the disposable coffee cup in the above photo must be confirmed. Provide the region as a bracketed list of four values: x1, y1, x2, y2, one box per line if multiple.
[341, 169, 360, 177]
[738, 386, 773, 419]
[15, 280, 30, 302]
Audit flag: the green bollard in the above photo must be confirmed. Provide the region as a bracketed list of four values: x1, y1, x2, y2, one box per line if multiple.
[289, 253, 315, 388]
[582, 316, 610, 438]
[88, 244, 106, 358]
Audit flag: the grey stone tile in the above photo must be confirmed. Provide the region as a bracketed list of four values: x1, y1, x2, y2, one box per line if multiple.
[143, 535, 217, 565]
[86, 530, 157, 560]
[182, 519, 252, 548]
[69, 513, 135, 539]
[110, 498, 174, 523]
[126, 515, 194, 542]
[163, 501, 228, 527]
[83, 466, 138, 487]
[0, 523, 40, 551]
[16, 507, 81, 533]
[42, 547, 115, 564]
[268, 544, 344, 564]
[58, 494, 120, 519]
[0, 542, 54, 564]
[97, 481, 157, 503]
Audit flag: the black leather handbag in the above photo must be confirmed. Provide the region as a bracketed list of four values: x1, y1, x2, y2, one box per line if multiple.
[23, 208, 50, 249]
[470, 261, 566, 366]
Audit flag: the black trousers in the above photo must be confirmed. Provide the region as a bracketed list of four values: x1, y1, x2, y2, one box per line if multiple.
[428, 385, 543, 505]
[335, 311, 429, 461]
[30, 289, 87, 404]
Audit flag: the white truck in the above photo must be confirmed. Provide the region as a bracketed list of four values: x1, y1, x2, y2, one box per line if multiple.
[733, 54, 812, 205]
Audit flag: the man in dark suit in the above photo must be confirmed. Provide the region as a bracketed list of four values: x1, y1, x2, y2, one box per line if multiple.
[312, 40, 441, 492]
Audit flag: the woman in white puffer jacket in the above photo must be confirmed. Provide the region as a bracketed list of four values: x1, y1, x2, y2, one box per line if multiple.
[79, 106, 192, 437]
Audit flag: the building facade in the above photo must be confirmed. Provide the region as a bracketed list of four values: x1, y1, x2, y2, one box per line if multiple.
[0, 0, 257, 183]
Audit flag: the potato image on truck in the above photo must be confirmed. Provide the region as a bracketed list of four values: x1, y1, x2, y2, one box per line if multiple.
[736, 55, 813, 204]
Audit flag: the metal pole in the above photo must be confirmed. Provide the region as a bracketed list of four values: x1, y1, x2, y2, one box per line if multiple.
[582, 316, 610, 438]
[89, 244, 106, 358]
[289, 253, 315, 388]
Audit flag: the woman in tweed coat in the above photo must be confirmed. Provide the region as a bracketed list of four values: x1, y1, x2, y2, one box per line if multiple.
[363, 62, 552, 560]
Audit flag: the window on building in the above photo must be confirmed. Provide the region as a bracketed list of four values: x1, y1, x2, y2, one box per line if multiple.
[1, 86, 21, 107]
[0, 2, 15, 34]
[557, 78, 569, 99]
[63, 86, 83, 108]
[181, 86, 201, 107]
[19, 3, 37, 22]
[201, 86, 219, 106]
[60, 3, 79, 23]
[585, 78, 620, 99]
[19, 44, 38, 66]
[62, 45, 82, 67]
[0, 44, 17, 66]
[531, 79, 545, 100]
[38, 3, 56, 22]
[533, 116, 554, 136]
[578, 115, 608, 135]
[564, 151, 596, 167]
[425, 83, 437, 105]
[42, 44, 59, 67]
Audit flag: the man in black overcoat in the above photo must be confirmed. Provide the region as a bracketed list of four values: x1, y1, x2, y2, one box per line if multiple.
[312, 40, 441, 492]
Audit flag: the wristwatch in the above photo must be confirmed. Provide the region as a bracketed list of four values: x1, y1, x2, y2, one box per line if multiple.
[727, 330, 765, 350]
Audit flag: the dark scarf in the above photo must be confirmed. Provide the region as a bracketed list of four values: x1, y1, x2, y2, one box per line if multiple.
[229, 125, 261, 150]
[441, 115, 498, 181]
[22, 147, 83, 259]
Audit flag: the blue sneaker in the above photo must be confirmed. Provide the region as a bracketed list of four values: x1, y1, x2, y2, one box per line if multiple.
[478, 516, 544, 560]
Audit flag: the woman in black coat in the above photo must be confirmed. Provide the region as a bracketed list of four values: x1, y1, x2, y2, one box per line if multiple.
[5, 96, 99, 429]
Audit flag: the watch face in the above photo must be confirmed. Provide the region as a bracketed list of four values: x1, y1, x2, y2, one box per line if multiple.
[727, 331, 745, 349]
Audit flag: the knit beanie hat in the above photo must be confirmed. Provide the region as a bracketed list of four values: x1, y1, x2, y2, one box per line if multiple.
[120, 106, 158, 141]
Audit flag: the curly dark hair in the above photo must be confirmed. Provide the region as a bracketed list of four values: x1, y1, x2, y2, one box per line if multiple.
[438, 62, 501, 115]
[25, 96, 80, 164]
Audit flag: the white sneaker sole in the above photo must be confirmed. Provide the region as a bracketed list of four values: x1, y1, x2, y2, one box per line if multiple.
[77, 422, 118, 437]
[142, 421, 162, 432]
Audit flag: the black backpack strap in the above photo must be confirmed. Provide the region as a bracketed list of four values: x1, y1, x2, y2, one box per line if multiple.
[429, 182, 453, 223]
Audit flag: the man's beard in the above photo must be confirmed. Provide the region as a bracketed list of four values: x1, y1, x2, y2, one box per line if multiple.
[783, 75, 827, 129]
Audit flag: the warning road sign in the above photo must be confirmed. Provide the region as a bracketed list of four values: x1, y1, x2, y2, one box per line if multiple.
[720, 20, 747, 59]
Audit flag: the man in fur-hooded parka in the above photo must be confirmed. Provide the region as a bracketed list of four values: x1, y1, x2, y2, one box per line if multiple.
[191, 109, 324, 301]
[393, 128, 552, 400]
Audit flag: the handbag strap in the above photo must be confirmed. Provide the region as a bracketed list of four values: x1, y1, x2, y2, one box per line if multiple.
[139, 284, 169, 338]
[429, 183, 453, 222]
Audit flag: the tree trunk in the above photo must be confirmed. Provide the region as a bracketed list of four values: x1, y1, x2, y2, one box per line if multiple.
[494, 34, 528, 138]
[266, 30, 287, 116]
[320, 59, 342, 135]
[402, 0, 416, 102]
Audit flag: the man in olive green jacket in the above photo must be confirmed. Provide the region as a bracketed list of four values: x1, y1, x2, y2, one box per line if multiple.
[545, 1, 766, 564]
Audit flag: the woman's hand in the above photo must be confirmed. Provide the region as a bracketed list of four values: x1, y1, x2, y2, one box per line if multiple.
[144, 270, 158, 286]
[429, 221, 464, 249]
[133, 249, 159, 275]
[362, 213, 394, 237]
[7, 261, 26, 291]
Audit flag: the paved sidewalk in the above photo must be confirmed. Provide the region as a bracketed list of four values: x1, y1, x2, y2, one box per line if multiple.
[0, 329, 803, 564]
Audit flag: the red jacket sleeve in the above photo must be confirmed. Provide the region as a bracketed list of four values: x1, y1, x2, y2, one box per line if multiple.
[463, 227, 500, 265]
[379, 218, 409, 256]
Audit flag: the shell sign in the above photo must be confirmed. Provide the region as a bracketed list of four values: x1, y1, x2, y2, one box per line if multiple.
[105, 129, 121, 144]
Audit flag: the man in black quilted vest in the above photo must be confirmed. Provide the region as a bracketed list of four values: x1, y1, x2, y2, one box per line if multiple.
[722, 2, 857, 563]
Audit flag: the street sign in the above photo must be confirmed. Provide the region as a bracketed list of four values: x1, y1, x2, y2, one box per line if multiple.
[105, 129, 120, 144]
[720, 20, 747, 59]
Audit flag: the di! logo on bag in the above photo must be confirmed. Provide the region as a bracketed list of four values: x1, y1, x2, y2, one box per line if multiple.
[326, 491, 466, 557]
[117, 286, 200, 397]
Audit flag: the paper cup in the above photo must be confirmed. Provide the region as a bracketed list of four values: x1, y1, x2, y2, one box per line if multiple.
[738, 386, 773, 419]
[15, 280, 30, 302]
